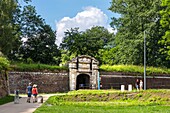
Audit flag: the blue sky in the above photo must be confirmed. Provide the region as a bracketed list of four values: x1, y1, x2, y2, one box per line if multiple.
[21, 0, 119, 45]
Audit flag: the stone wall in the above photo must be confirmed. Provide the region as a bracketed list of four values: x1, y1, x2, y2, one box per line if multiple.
[8, 71, 69, 94]
[8, 71, 170, 94]
[100, 72, 170, 90]
[0, 72, 8, 98]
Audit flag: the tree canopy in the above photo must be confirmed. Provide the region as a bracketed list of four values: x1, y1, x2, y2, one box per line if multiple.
[19, 5, 60, 64]
[60, 26, 113, 64]
[0, 0, 170, 68]
[0, 1, 61, 65]
[0, 0, 18, 56]
[108, 0, 169, 67]
[160, 0, 170, 60]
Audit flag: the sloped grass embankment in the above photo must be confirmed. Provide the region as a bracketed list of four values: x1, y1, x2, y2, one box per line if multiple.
[10, 63, 68, 72]
[10, 63, 170, 75]
[100, 65, 170, 75]
[34, 90, 170, 113]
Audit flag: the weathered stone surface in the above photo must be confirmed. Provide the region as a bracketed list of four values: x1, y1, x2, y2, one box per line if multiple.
[7, 71, 170, 94]
[100, 72, 170, 90]
[8, 72, 69, 94]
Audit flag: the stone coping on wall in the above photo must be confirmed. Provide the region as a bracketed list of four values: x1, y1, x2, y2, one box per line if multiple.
[101, 75, 170, 79]
[8, 71, 68, 76]
[100, 71, 170, 77]
[8, 71, 170, 77]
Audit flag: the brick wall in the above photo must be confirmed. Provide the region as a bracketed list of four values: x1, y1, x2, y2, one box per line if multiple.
[8, 71, 170, 94]
[100, 72, 170, 90]
[8, 71, 69, 94]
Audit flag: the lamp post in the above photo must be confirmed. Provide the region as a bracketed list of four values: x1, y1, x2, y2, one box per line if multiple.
[144, 31, 146, 90]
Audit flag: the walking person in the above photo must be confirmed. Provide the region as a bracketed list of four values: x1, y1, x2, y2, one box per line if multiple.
[32, 84, 38, 103]
[26, 83, 32, 103]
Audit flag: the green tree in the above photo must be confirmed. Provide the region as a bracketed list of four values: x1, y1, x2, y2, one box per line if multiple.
[0, 0, 31, 59]
[83, 26, 113, 58]
[98, 47, 117, 65]
[19, 5, 60, 64]
[60, 27, 83, 56]
[160, 0, 170, 60]
[60, 26, 113, 64]
[109, 0, 168, 67]
[0, 0, 18, 56]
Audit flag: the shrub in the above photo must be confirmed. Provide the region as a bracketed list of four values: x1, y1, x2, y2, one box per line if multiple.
[0, 57, 10, 71]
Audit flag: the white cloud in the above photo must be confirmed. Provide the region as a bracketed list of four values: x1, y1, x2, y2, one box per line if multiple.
[56, 6, 114, 46]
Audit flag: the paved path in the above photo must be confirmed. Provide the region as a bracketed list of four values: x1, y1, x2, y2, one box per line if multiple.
[0, 94, 55, 113]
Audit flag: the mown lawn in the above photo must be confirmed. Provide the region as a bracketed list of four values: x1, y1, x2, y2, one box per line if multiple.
[34, 104, 170, 113]
[34, 90, 170, 113]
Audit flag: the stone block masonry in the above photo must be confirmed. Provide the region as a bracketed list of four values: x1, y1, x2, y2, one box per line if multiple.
[8, 72, 69, 94]
[100, 72, 170, 90]
[8, 71, 170, 94]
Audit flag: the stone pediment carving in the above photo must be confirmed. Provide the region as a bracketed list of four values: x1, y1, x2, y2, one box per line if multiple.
[69, 55, 99, 64]
[68, 55, 99, 70]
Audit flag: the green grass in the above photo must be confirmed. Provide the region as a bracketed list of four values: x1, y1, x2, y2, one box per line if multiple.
[8, 62, 170, 75]
[34, 104, 170, 113]
[10, 63, 68, 72]
[9, 62, 170, 75]
[100, 65, 170, 75]
[0, 95, 14, 105]
[34, 90, 170, 113]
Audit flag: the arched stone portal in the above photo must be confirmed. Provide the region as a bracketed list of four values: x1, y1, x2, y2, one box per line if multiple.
[76, 74, 90, 90]
[69, 55, 99, 90]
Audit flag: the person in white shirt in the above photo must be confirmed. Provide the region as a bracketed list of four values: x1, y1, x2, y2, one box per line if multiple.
[139, 80, 143, 90]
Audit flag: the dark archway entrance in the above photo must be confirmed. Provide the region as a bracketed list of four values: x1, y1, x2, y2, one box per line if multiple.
[76, 74, 90, 90]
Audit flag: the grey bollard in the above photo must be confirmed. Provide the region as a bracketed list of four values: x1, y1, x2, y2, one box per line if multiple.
[14, 90, 19, 104]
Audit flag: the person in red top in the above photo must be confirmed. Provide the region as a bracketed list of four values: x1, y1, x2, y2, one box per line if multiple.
[32, 84, 38, 103]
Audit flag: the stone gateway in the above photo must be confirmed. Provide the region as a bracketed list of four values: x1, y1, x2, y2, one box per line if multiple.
[69, 55, 99, 90]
